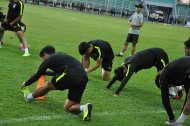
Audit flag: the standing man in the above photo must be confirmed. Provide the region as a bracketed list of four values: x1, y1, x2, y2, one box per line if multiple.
[155, 57, 190, 125]
[20, 45, 92, 121]
[78, 40, 114, 81]
[0, 0, 30, 56]
[116, 3, 144, 57]
[106, 48, 169, 96]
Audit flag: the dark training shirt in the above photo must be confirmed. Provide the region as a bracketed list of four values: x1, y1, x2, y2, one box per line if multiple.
[114, 48, 169, 94]
[25, 52, 88, 86]
[7, 0, 24, 23]
[160, 57, 190, 120]
[88, 40, 114, 61]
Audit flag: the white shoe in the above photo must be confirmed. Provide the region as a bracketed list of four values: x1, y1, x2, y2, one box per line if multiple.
[165, 121, 183, 126]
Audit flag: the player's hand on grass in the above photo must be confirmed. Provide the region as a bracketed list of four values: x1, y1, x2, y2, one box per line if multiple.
[85, 68, 90, 74]
[20, 82, 26, 90]
[113, 93, 119, 97]
[106, 87, 110, 90]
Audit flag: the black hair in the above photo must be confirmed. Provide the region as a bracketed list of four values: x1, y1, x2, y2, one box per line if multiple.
[78, 42, 90, 55]
[39, 45, 55, 57]
[184, 37, 190, 48]
[135, 3, 143, 8]
[114, 66, 125, 81]
[155, 73, 161, 89]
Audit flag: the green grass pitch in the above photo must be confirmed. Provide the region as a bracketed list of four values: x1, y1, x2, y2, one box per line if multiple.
[0, 0, 190, 125]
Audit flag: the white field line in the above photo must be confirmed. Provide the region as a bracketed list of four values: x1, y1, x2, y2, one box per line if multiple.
[0, 110, 178, 124]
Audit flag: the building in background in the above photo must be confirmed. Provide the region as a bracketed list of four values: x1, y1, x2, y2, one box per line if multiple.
[25, 0, 190, 23]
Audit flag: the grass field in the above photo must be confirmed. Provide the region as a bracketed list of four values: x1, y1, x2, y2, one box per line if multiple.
[0, 0, 190, 125]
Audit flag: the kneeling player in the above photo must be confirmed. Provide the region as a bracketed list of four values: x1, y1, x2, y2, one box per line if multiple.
[20, 45, 92, 121]
[78, 40, 114, 81]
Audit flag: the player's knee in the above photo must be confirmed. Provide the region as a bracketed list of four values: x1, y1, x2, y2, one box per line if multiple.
[64, 108, 70, 112]
[64, 105, 71, 113]
[64, 106, 80, 114]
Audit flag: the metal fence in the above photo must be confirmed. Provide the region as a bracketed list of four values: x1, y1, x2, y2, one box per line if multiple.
[26, 0, 138, 15]
[177, 4, 190, 21]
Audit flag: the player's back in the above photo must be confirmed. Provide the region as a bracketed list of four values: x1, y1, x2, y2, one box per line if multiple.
[47, 52, 87, 78]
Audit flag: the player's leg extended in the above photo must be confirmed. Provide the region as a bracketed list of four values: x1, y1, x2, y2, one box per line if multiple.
[16, 31, 30, 56]
[27, 80, 56, 101]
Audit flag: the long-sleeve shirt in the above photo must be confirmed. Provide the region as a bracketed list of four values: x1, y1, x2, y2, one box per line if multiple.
[88, 40, 114, 61]
[114, 48, 169, 94]
[160, 57, 190, 120]
[25, 52, 87, 86]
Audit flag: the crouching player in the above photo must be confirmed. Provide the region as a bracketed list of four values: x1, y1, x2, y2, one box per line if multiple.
[155, 57, 190, 125]
[78, 40, 114, 81]
[20, 45, 92, 121]
[106, 48, 169, 96]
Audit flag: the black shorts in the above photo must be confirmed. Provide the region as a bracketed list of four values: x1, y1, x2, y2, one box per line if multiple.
[102, 46, 114, 71]
[102, 59, 113, 71]
[51, 73, 88, 103]
[1, 21, 26, 32]
[126, 33, 139, 45]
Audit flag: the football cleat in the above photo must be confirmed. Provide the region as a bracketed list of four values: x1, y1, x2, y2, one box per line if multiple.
[21, 87, 30, 100]
[83, 103, 92, 121]
[22, 53, 30, 57]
